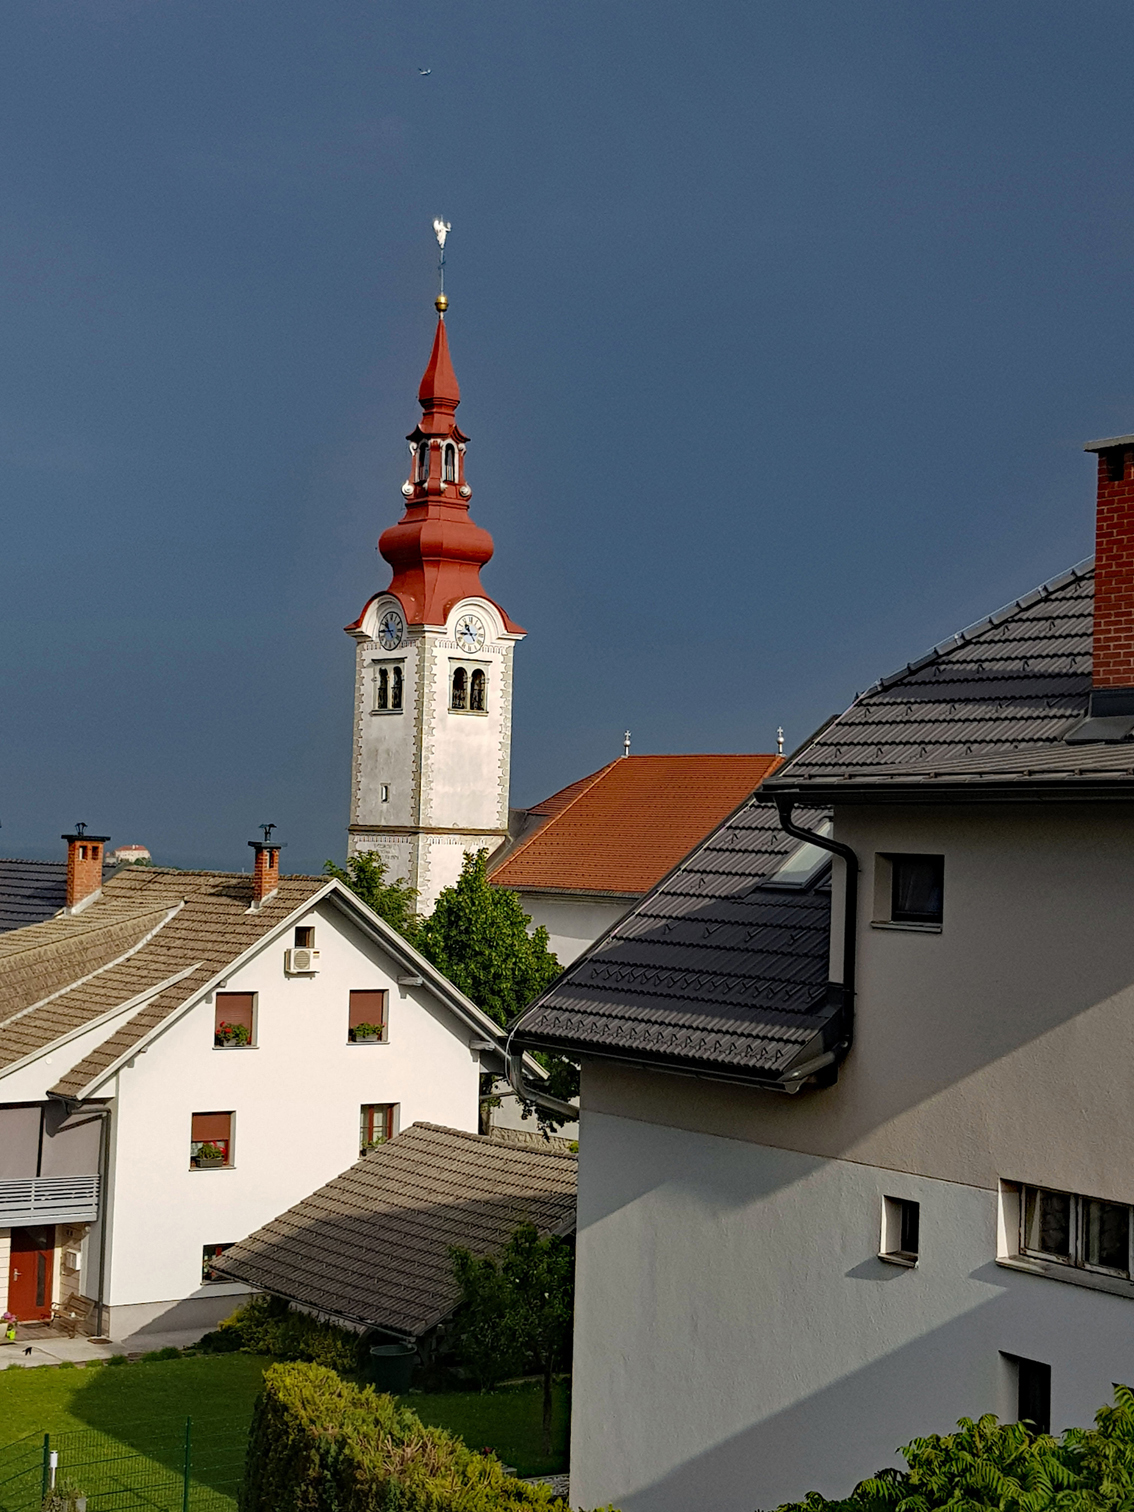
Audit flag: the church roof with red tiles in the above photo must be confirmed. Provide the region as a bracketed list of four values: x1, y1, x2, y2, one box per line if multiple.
[489, 754, 781, 898]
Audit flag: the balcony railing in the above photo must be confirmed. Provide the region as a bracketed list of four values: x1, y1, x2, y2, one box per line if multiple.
[0, 1175, 99, 1225]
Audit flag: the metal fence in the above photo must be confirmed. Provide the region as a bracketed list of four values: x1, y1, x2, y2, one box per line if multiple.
[0, 1418, 245, 1512]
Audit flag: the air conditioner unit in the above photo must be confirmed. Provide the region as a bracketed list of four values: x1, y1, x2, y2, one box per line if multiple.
[285, 948, 320, 975]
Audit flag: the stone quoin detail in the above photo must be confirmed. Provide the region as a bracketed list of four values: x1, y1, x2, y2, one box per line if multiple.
[344, 298, 525, 912]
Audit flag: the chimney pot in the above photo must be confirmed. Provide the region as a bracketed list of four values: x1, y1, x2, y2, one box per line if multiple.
[61, 826, 110, 912]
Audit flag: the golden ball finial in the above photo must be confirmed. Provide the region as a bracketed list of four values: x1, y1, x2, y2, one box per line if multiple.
[435, 293, 449, 313]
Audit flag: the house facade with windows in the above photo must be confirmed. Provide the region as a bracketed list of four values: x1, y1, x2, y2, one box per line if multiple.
[513, 435, 1134, 1512]
[0, 832, 515, 1342]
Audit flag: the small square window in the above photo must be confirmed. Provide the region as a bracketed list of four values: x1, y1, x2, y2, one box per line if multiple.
[360, 1103, 397, 1155]
[881, 1196, 920, 1264]
[890, 854, 944, 925]
[380, 785, 390, 803]
[294, 926, 315, 949]
[214, 993, 255, 1048]
[348, 989, 388, 1043]
[202, 1243, 234, 1284]
[191, 1112, 233, 1169]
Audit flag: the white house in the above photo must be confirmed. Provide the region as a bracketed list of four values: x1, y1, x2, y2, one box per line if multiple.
[513, 433, 1134, 1511]
[0, 831, 518, 1343]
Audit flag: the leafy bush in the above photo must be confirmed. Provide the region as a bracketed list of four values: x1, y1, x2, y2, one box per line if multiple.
[240, 1361, 617, 1512]
[201, 1295, 365, 1373]
[770, 1386, 1134, 1512]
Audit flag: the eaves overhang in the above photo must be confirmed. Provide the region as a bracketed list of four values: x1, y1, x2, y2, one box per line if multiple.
[760, 777, 1134, 806]
[511, 984, 851, 1094]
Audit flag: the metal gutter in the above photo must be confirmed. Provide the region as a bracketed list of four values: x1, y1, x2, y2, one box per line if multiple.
[774, 799, 858, 1070]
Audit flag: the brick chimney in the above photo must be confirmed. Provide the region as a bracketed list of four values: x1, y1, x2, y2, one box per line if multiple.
[248, 826, 284, 909]
[62, 824, 110, 912]
[1085, 434, 1134, 715]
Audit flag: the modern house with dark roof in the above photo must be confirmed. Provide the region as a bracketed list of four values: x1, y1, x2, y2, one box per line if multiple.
[489, 753, 782, 967]
[512, 436, 1134, 1512]
[214, 1122, 576, 1344]
[0, 831, 525, 1343]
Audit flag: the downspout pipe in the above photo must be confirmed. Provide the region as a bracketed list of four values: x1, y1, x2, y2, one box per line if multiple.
[774, 799, 859, 1054]
[504, 1029, 579, 1122]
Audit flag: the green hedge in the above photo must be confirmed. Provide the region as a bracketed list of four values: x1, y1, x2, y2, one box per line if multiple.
[772, 1385, 1134, 1512]
[202, 1295, 364, 1373]
[240, 1361, 618, 1512]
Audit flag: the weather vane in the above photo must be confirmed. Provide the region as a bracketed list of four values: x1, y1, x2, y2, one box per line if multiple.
[433, 218, 451, 309]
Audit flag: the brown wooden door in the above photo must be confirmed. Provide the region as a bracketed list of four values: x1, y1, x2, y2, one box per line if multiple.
[8, 1226, 55, 1321]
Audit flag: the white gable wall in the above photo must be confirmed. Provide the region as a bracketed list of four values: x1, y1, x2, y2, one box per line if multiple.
[99, 895, 483, 1336]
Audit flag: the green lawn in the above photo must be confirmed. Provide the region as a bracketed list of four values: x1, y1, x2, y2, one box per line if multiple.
[399, 1379, 571, 1478]
[0, 1354, 569, 1504]
[0, 1354, 270, 1447]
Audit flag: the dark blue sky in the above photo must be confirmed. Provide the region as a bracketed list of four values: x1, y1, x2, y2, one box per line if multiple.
[3, 1, 1132, 873]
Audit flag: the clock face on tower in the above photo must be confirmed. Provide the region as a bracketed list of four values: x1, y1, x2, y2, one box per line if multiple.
[455, 614, 486, 652]
[377, 609, 404, 650]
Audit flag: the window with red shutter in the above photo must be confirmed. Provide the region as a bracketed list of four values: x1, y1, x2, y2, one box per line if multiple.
[191, 1111, 233, 1168]
[348, 990, 388, 1043]
[214, 993, 255, 1048]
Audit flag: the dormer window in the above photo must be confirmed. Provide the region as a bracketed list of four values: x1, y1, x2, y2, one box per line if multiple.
[443, 443, 457, 483]
[416, 442, 430, 483]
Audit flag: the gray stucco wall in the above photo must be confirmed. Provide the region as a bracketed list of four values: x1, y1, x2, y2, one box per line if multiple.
[571, 1107, 1134, 1512]
[587, 802, 1134, 1203]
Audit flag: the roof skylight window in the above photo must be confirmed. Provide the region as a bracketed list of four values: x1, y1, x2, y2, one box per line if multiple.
[766, 821, 833, 889]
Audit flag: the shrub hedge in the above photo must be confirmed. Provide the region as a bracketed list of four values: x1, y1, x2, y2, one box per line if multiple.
[772, 1385, 1134, 1512]
[240, 1361, 618, 1512]
[201, 1295, 364, 1374]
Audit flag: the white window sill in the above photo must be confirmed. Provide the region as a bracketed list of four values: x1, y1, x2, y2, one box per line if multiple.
[190, 1165, 235, 1173]
[996, 1255, 1134, 1299]
[212, 1045, 257, 1051]
[370, 709, 404, 716]
[448, 710, 488, 717]
[348, 1040, 387, 1047]
[871, 920, 942, 934]
[879, 1252, 918, 1268]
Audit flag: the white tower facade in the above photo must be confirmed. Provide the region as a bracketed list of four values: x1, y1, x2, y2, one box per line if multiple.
[345, 301, 525, 912]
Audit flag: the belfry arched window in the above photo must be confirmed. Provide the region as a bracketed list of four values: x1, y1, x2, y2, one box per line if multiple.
[391, 666, 403, 711]
[443, 443, 457, 483]
[451, 667, 468, 710]
[470, 668, 486, 711]
[376, 668, 389, 710]
[416, 442, 430, 483]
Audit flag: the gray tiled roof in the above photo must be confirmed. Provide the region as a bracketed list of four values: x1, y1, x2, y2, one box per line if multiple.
[512, 801, 837, 1082]
[214, 1123, 577, 1340]
[513, 556, 1113, 1079]
[0, 860, 68, 933]
[766, 559, 1111, 798]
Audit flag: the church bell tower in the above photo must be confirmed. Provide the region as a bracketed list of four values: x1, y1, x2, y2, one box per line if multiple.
[345, 291, 525, 912]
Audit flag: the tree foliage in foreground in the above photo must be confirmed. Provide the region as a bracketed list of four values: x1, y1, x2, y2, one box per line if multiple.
[450, 1221, 575, 1456]
[323, 852, 421, 940]
[770, 1385, 1134, 1512]
[415, 850, 561, 1027]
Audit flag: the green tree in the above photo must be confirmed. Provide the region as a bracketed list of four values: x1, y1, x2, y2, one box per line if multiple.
[450, 1221, 575, 1454]
[323, 852, 420, 941]
[415, 850, 560, 1026]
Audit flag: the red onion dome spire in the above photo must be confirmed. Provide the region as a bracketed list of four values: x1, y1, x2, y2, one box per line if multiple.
[373, 297, 522, 632]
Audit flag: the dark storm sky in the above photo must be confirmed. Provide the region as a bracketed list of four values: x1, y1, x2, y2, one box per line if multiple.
[2, 1, 1132, 873]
